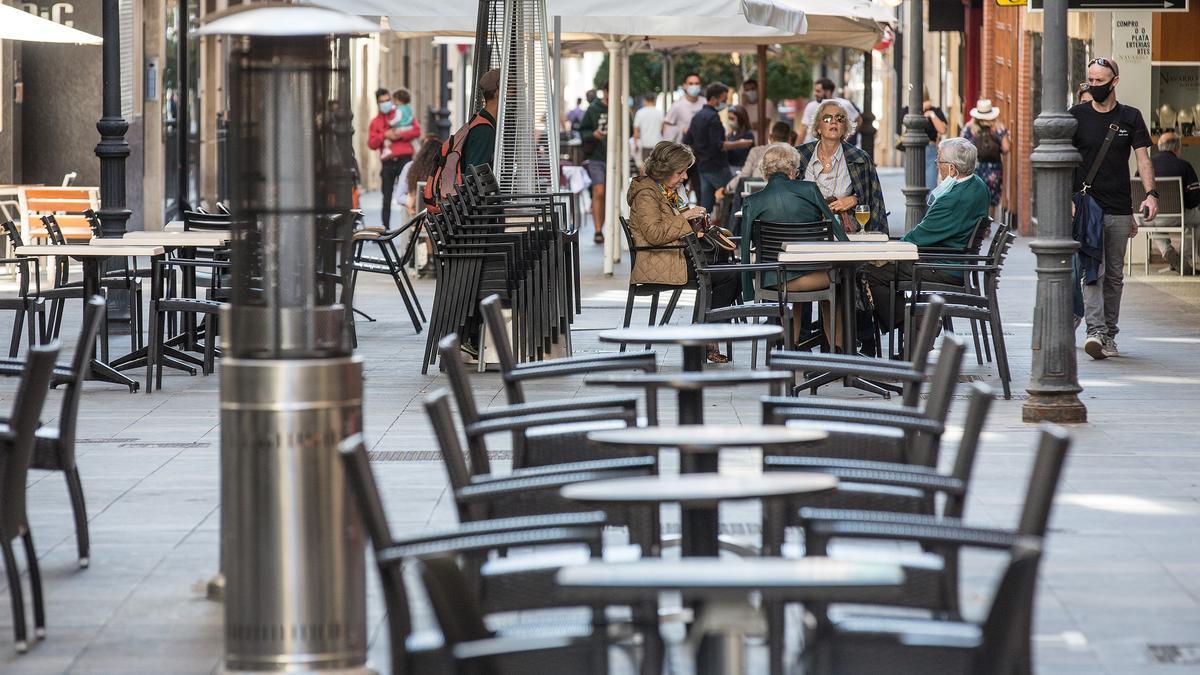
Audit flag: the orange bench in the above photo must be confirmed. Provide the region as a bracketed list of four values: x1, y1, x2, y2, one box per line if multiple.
[22, 187, 98, 242]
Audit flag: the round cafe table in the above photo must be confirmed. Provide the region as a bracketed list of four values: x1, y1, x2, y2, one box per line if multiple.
[561, 472, 836, 557]
[598, 324, 783, 424]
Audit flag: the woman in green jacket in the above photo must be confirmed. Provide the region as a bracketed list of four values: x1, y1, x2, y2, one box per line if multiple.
[739, 144, 847, 348]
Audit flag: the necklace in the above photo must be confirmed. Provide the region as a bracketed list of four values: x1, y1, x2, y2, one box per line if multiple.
[817, 143, 838, 172]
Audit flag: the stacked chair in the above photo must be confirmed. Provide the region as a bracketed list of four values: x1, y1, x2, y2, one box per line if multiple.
[421, 165, 580, 374]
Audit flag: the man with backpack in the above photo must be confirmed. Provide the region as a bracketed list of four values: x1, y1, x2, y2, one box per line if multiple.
[421, 69, 499, 214]
[1071, 57, 1158, 360]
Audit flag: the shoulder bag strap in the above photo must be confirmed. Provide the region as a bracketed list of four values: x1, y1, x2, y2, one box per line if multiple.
[1082, 118, 1120, 193]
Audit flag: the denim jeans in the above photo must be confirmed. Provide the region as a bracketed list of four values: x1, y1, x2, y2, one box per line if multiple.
[698, 167, 733, 213]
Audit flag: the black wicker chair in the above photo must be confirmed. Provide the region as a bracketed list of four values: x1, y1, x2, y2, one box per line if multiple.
[0, 343, 59, 652]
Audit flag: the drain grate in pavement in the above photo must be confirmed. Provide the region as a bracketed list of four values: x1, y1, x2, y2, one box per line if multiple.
[662, 522, 761, 536]
[369, 450, 512, 462]
[78, 438, 138, 444]
[958, 375, 985, 382]
[119, 442, 211, 449]
[1148, 645, 1200, 665]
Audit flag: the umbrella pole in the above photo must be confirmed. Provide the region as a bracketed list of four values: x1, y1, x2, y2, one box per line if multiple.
[756, 44, 767, 144]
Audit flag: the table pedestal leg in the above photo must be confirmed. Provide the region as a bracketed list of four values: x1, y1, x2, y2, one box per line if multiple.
[81, 259, 139, 393]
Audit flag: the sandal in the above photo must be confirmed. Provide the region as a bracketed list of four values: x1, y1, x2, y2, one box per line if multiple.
[706, 343, 730, 364]
[594, 231, 605, 244]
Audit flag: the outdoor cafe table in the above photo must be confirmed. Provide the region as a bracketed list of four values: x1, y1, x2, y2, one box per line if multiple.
[587, 425, 829, 558]
[15, 244, 166, 392]
[779, 241, 918, 396]
[561, 472, 836, 558]
[91, 232, 231, 376]
[597, 324, 783, 424]
[555, 558, 905, 675]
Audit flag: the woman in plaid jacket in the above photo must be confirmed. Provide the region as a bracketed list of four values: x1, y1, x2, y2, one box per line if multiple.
[795, 100, 888, 234]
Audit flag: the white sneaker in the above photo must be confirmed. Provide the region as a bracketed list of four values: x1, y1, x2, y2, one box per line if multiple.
[1083, 335, 1107, 360]
[1101, 336, 1119, 358]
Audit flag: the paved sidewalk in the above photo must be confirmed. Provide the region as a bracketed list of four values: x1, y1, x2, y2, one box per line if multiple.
[0, 169, 1197, 673]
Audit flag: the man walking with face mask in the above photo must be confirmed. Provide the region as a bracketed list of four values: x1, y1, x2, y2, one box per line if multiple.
[1070, 57, 1158, 359]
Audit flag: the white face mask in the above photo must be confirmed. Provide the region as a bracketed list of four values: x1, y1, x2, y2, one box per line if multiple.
[744, 91, 758, 104]
[927, 174, 957, 206]
[685, 84, 702, 98]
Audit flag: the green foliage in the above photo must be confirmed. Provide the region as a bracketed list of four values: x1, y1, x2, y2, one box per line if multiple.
[591, 47, 816, 102]
[744, 45, 815, 102]
[593, 52, 664, 99]
[672, 53, 742, 90]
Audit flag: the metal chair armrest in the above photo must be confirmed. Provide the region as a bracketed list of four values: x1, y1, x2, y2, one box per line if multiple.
[474, 396, 639, 422]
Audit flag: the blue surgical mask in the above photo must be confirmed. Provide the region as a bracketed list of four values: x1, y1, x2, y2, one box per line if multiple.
[715, 102, 728, 112]
[927, 174, 957, 206]
[379, 101, 394, 114]
[685, 85, 702, 97]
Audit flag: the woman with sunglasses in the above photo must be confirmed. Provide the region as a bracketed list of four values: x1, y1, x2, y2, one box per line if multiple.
[795, 100, 888, 234]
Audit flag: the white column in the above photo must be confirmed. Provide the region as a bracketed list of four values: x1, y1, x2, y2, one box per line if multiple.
[603, 40, 622, 275]
[617, 42, 630, 264]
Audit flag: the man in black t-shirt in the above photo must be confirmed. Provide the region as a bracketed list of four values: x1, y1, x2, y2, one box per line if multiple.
[1070, 57, 1157, 360]
[1147, 132, 1200, 273]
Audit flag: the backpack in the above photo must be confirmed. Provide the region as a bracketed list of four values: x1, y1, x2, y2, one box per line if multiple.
[422, 113, 495, 214]
[972, 125, 1002, 162]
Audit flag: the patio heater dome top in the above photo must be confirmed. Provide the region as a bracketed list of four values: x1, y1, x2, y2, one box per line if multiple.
[198, 2, 380, 37]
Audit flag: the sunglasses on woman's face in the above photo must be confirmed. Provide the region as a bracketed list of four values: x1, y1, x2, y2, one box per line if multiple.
[821, 114, 848, 124]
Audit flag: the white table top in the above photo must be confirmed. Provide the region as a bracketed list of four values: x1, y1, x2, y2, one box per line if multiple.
[780, 240, 918, 263]
[95, 232, 229, 247]
[164, 220, 185, 232]
[16, 244, 166, 257]
[846, 232, 891, 242]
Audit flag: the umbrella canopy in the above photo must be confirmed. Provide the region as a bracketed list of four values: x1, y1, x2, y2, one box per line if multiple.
[369, 1, 889, 52]
[0, 5, 103, 45]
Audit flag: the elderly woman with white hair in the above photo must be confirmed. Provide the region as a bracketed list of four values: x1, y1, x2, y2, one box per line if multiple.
[739, 143, 846, 346]
[796, 99, 888, 233]
[864, 136, 992, 330]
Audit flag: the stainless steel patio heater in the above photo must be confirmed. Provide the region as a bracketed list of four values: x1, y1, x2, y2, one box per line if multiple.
[199, 5, 378, 673]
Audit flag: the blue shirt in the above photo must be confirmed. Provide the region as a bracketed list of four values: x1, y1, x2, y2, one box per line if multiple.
[684, 105, 729, 173]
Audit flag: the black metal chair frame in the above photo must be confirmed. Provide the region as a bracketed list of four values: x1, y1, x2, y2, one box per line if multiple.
[616, 216, 692, 352]
[0, 343, 59, 653]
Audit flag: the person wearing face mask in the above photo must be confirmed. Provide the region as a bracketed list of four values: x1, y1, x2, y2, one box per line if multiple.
[683, 82, 755, 214]
[741, 78, 775, 139]
[368, 87, 423, 228]
[1069, 57, 1157, 360]
[864, 138, 990, 331]
[662, 72, 706, 144]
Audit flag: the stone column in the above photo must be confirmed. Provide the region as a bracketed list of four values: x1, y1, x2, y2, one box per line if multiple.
[1023, 0, 1087, 423]
[96, 0, 131, 239]
[901, 0, 928, 231]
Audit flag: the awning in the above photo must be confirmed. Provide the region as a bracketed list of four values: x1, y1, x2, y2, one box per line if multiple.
[0, 5, 102, 45]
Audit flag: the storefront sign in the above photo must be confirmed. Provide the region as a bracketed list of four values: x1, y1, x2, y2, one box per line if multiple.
[1029, 0, 1188, 11]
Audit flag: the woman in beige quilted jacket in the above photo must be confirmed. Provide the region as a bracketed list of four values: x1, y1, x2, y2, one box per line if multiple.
[626, 141, 740, 362]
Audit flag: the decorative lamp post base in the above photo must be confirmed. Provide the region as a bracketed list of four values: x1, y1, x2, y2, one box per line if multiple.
[1022, 393, 1087, 424]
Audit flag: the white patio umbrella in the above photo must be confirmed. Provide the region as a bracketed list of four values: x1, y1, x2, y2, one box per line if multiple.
[0, 5, 103, 45]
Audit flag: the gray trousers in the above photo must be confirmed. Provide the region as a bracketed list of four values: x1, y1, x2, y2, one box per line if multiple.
[1083, 214, 1133, 338]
